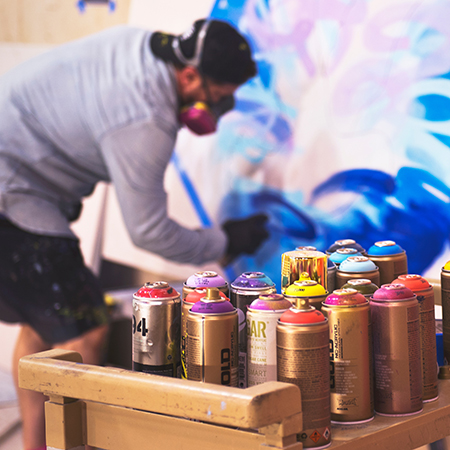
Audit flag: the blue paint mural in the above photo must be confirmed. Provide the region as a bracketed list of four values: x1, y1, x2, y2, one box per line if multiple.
[175, 0, 450, 288]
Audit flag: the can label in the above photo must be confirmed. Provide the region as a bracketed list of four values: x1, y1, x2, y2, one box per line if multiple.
[417, 290, 439, 401]
[231, 282, 276, 388]
[325, 305, 373, 422]
[277, 322, 331, 448]
[247, 311, 281, 385]
[371, 300, 422, 415]
[186, 312, 238, 386]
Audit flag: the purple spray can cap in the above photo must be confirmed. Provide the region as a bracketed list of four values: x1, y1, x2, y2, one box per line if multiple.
[185, 271, 227, 289]
[248, 293, 292, 312]
[190, 288, 235, 314]
[231, 271, 275, 290]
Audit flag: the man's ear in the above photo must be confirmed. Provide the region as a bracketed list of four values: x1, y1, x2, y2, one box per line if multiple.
[179, 66, 201, 86]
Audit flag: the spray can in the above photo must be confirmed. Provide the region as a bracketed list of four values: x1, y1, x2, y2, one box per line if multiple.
[183, 271, 229, 299]
[322, 289, 374, 423]
[366, 240, 408, 286]
[181, 288, 228, 379]
[336, 256, 380, 289]
[441, 260, 450, 365]
[230, 272, 276, 388]
[132, 281, 181, 377]
[284, 279, 328, 311]
[277, 299, 331, 449]
[370, 284, 423, 415]
[247, 294, 292, 386]
[326, 239, 366, 255]
[297, 246, 336, 293]
[392, 274, 438, 402]
[186, 288, 238, 386]
[281, 249, 328, 293]
[329, 248, 362, 267]
[341, 279, 379, 299]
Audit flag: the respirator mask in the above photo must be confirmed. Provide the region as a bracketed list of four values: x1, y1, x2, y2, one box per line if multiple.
[173, 22, 235, 135]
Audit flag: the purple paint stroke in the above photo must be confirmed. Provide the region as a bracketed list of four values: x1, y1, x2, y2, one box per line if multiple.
[332, 58, 413, 117]
[364, 1, 450, 80]
[243, 0, 367, 76]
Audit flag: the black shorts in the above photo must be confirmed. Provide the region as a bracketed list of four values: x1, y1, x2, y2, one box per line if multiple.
[0, 219, 109, 344]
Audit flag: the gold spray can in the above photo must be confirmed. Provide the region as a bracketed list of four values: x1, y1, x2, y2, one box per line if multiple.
[277, 299, 331, 449]
[181, 289, 228, 379]
[393, 274, 438, 402]
[322, 289, 374, 423]
[370, 284, 423, 416]
[281, 250, 328, 293]
[186, 288, 238, 386]
[366, 240, 408, 286]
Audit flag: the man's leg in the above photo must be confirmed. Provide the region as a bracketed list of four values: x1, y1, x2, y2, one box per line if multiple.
[55, 323, 109, 365]
[12, 324, 51, 450]
[12, 323, 109, 450]
[54, 324, 110, 450]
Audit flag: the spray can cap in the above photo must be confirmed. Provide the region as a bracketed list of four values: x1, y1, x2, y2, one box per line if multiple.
[324, 288, 367, 306]
[367, 240, 404, 255]
[231, 271, 275, 289]
[371, 283, 416, 301]
[327, 239, 365, 254]
[339, 256, 378, 272]
[285, 280, 327, 297]
[185, 288, 228, 304]
[248, 293, 292, 311]
[279, 298, 326, 324]
[190, 287, 235, 314]
[185, 271, 226, 288]
[134, 281, 179, 299]
[392, 274, 430, 291]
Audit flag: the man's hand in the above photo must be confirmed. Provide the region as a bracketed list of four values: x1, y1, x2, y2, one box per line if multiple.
[220, 213, 269, 265]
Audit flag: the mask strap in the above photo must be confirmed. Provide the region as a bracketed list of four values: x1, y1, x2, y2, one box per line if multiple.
[172, 21, 210, 68]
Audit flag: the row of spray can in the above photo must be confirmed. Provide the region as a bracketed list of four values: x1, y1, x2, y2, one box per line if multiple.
[131, 237, 440, 449]
[131, 238, 407, 381]
[283, 239, 409, 294]
[279, 239, 441, 448]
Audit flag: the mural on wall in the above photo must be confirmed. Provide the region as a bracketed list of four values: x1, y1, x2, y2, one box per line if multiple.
[174, 0, 450, 287]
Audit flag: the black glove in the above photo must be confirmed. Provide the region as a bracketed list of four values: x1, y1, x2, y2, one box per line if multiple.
[221, 213, 269, 265]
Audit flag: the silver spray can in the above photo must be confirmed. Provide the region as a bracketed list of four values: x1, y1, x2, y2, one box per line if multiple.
[132, 281, 181, 377]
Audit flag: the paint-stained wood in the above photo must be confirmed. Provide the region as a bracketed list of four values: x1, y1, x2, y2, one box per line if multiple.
[0, 0, 131, 44]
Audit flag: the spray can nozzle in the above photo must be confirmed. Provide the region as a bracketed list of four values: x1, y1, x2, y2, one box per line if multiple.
[294, 298, 312, 310]
[203, 288, 222, 302]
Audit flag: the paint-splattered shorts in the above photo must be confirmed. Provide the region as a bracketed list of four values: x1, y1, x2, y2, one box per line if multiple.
[0, 218, 109, 344]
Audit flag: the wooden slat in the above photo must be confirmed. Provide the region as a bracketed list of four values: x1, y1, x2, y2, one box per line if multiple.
[19, 349, 302, 430]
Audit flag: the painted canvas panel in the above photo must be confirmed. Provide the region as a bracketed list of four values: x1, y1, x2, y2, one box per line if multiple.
[171, 0, 450, 288]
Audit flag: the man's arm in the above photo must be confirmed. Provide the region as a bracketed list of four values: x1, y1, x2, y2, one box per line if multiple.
[99, 120, 227, 265]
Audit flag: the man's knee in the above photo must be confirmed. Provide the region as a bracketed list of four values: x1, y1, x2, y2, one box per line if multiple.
[54, 324, 109, 364]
